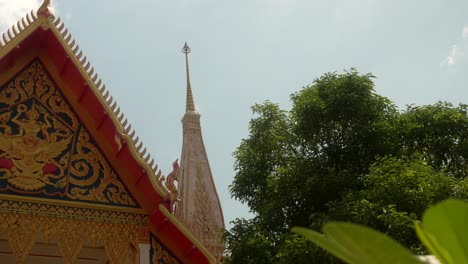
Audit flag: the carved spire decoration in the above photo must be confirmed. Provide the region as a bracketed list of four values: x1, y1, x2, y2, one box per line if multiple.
[176, 44, 226, 262]
[182, 42, 196, 113]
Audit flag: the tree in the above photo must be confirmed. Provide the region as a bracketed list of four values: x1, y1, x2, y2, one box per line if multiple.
[398, 102, 468, 177]
[226, 69, 468, 263]
[330, 156, 457, 252]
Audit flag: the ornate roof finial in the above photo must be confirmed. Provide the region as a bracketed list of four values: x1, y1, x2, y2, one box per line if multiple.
[37, 0, 55, 19]
[182, 42, 196, 112]
[182, 42, 191, 54]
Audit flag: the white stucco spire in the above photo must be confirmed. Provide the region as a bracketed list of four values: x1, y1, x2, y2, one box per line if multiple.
[175, 43, 225, 262]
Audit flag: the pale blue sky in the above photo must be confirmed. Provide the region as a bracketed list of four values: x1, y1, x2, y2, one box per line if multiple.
[2, 0, 468, 229]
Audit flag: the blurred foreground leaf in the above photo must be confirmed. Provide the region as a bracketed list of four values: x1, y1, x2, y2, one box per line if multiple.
[293, 222, 422, 264]
[416, 200, 468, 264]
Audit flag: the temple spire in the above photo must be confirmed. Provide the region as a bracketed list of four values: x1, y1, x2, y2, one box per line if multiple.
[176, 42, 225, 262]
[182, 42, 196, 112]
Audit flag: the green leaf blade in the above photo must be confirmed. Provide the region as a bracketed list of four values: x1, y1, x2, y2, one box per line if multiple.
[417, 199, 468, 264]
[294, 222, 422, 264]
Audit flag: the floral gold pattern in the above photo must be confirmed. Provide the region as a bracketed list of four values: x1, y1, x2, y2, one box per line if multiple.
[8, 221, 37, 264]
[0, 59, 138, 207]
[0, 210, 143, 263]
[0, 199, 147, 224]
[105, 233, 131, 264]
[57, 227, 85, 264]
[190, 162, 224, 260]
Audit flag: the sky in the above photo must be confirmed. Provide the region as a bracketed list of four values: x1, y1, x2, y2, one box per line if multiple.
[1, 0, 468, 230]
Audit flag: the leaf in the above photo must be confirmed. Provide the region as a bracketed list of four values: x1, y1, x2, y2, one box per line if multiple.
[293, 222, 422, 264]
[415, 222, 447, 263]
[416, 199, 468, 264]
[292, 227, 357, 263]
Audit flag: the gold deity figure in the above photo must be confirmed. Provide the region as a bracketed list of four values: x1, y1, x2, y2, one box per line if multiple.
[0, 104, 71, 191]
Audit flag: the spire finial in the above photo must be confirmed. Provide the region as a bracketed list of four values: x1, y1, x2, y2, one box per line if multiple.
[182, 42, 191, 54]
[37, 0, 55, 19]
[182, 42, 196, 112]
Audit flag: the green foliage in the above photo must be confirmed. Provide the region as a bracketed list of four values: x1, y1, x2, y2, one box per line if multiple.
[224, 219, 274, 264]
[294, 199, 468, 264]
[399, 103, 468, 177]
[226, 69, 468, 263]
[331, 157, 456, 251]
[290, 70, 399, 180]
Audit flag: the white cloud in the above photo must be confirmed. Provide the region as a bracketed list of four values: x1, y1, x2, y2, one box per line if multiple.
[463, 26, 468, 39]
[0, 0, 41, 33]
[441, 26, 468, 68]
[443, 45, 462, 66]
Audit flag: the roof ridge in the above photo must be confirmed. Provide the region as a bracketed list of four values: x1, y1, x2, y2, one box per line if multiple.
[0, 10, 38, 49]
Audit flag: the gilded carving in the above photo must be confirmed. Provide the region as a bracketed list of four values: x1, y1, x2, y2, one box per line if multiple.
[174, 160, 225, 262]
[8, 220, 37, 264]
[0, 208, 146, 263]
[0, 103, 72, 191]
[193, 163, 215, 234]
[160, 160, 180, 212]
[165, 160, 180, 200]
[0, 199, 148, 225]
[151, 234, 180, 264]
[41, 219, 57, 242]
[178, 161, 225, 262]
[0, 59, 138, 207]
[57, 225, 85, 264]
[104, 234, 131, 264]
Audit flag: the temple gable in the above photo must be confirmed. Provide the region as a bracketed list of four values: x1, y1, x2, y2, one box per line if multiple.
[0, 1, 219, 262]
[0, 59, 138, 208]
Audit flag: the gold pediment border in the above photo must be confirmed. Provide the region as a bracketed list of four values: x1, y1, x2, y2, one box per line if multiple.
[0, 193, 147, 216]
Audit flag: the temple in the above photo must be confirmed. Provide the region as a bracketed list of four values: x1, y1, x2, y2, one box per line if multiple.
[0, 1, 224, 263]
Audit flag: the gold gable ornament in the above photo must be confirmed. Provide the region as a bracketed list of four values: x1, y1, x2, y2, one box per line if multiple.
[0, 59, 137, 207]
[0, 103, 72, 191]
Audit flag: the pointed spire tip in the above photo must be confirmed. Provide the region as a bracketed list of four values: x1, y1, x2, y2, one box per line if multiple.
[183, 42, 196, 113]
[182, 42, 191, 54]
